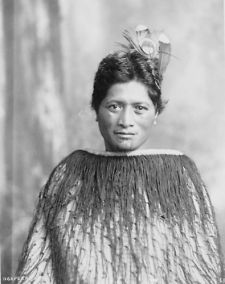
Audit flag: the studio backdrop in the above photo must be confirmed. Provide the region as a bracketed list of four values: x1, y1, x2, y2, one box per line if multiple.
[1, 0, 225, 278]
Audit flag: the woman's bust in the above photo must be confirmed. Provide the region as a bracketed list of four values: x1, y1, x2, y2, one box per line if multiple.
[16, 26, 224, 284]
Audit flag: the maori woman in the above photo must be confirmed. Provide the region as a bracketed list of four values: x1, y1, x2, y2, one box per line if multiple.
[16, 25, 224, 283]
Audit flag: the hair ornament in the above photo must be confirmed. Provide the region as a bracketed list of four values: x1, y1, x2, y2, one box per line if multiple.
[122, 25, 171, 76]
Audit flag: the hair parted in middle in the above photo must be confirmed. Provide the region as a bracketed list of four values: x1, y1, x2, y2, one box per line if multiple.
[91, 25, 171, 114]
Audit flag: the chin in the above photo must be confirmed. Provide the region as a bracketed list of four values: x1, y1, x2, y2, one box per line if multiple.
[110, 143, 139, 152]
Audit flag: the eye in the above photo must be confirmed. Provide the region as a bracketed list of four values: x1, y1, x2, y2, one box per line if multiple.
[107, 104, 121, 112]
[134, 105, 148, 113]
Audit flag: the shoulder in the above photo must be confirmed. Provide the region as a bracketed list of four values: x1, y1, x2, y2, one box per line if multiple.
[40, 150, 85, 210]
[48, 150, 86, 177]
[43, 150, 83, 194]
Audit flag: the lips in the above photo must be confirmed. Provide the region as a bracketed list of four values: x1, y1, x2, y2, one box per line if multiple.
[115, 131, 135, 135]
[114, 131, 135, 138]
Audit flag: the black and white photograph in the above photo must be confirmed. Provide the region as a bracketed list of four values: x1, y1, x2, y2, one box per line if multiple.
[1, 0, 225, 283]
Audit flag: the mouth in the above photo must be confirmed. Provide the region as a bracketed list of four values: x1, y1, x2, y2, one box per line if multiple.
[114, 132, 135, 139]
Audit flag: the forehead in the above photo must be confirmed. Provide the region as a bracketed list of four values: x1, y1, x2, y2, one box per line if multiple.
[104, 81, 151, 103]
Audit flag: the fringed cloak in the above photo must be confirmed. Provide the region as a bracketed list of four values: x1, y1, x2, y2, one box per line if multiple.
[16, 149, 224, 284]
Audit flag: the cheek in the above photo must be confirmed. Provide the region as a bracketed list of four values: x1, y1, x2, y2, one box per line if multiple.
[137, 114, 155, 132]
[97, 112, 117, 133]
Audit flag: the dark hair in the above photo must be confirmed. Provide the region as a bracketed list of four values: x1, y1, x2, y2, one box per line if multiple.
[91, 51, 166, 114]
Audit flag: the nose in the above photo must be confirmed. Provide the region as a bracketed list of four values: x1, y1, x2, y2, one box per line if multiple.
[118, 107, 134, 128]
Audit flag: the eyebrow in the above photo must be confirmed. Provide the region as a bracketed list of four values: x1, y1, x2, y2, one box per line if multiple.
[105, 99, 151, 105]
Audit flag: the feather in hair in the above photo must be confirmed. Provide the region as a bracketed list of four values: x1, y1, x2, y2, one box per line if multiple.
[135, 25, 158, 58]
[122, 29, 145, 56]
[158, 33, 171, 74]
[121, 25, 171, 76]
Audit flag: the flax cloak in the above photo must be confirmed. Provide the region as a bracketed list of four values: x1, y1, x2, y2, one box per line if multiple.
[16, 149, 224, 283]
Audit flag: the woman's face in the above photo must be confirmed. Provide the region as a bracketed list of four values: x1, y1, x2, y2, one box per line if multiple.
[97, 80, 156, 152]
